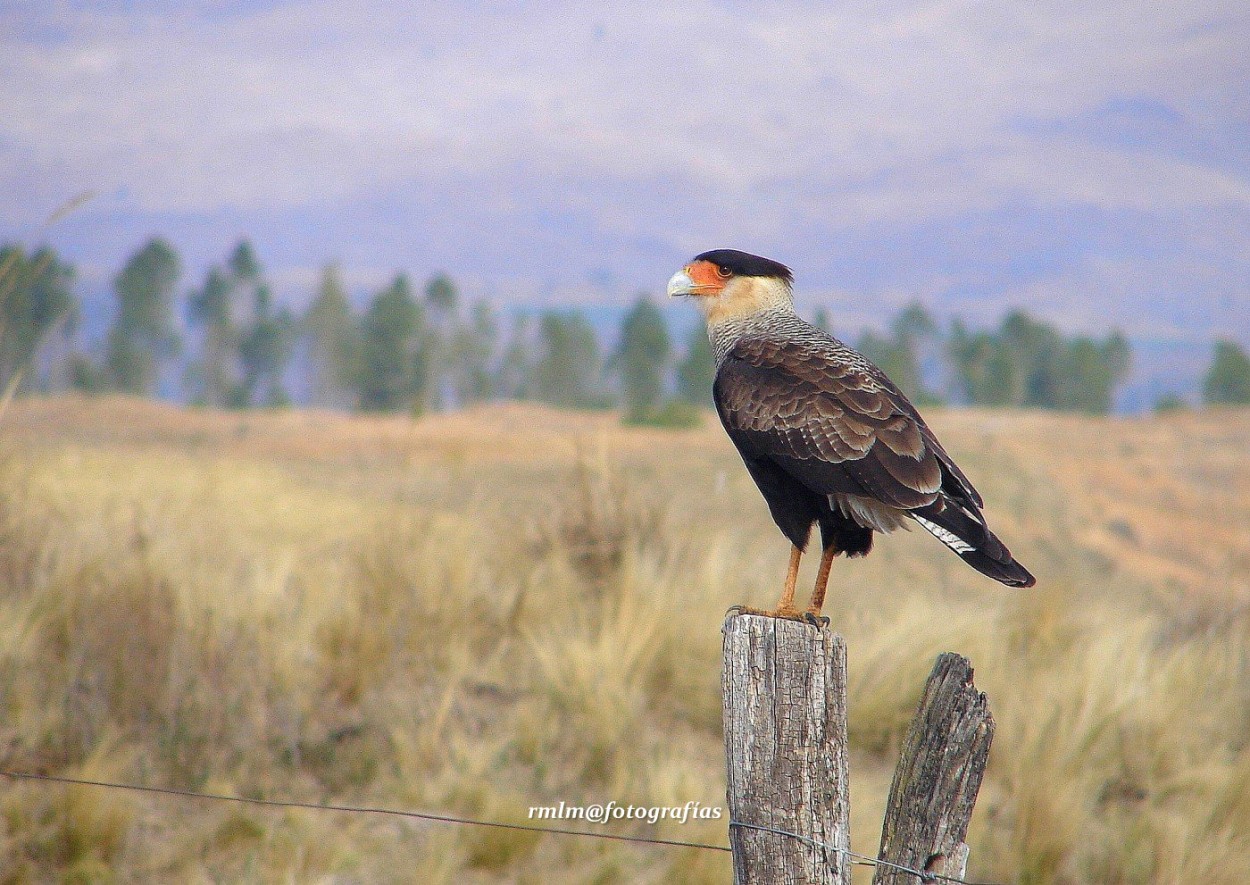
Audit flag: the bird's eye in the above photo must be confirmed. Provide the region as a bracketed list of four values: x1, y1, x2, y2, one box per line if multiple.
[716, 266, 732, 278]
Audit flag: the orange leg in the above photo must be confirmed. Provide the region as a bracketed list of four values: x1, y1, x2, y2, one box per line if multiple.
[806, 545, 837, 617]
[773, 544, 802, 618]
[727, 544, 804, 620]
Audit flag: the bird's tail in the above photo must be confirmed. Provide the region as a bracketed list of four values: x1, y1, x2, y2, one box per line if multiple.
[911, 501, 1036, 588]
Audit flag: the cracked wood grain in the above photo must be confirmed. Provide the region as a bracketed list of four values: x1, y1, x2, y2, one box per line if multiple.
[873, 653, 994, 884]
[722, 613, 851, 885]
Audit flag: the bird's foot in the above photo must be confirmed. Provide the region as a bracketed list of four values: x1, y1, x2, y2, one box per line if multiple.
[802, 611, 830, 628]
[727, 604, 809, 622]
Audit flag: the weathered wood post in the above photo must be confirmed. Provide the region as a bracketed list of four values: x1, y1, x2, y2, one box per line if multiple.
[722, 613, 851, 885]
[873, 653, 994, 884]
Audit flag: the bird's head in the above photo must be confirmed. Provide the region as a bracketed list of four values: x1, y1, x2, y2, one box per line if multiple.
[667, 249, 794, 325]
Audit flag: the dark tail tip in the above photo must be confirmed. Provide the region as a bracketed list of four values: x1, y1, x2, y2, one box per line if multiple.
[963, 550, 1035, 587]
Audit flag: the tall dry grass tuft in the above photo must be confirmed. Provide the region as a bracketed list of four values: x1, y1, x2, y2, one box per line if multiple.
[0, 461, 52, 598]
[37, 554, 178, 764]
[529, 444, 667, 587]
[526, 580, 666, 786]
[1, 739, 136, 880]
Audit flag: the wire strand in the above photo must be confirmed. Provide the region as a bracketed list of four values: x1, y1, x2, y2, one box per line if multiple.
[0, 770, 728, 853]
[1, 770, 1001, 883]
[729, 819, 1001, 885]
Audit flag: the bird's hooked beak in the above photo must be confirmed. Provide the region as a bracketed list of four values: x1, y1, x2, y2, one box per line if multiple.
[667, 269, 695, 298]
[667, 260, 727, 298]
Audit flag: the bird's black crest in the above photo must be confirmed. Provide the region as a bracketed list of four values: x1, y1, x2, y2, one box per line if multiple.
[693, 249, 793, 284]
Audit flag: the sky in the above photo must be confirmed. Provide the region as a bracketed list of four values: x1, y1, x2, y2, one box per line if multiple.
[3, 1, 1249, 399]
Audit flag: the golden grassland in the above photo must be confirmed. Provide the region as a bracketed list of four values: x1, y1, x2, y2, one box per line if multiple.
[1, 395, 1248, 883]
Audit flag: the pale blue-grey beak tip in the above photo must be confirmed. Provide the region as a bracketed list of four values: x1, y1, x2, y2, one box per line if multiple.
[667, 269, 694, 297]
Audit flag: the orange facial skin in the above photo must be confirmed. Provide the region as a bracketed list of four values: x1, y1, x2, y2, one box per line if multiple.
[683, 259, 732, 295]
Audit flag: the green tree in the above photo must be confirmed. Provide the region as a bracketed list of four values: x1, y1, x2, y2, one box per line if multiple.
[677, 324, 715, 406]
[447, 300, 498, 405]
[894, 302, 939, 343]
[948, 320, 1017, 406]
[857, 302, 941, 404]
[303, 264, 360, 409]
[425, 273, 458, 316]
[948, 312, 1130, 413]
[422, 272, 460, 410]
[186, 239, 293, 409]
[612, 296, 671, 424]
[532, 310, 607, 409]
[812, 306, 834, 334]
[208, 240, 299, 409]
[0, 244, 77, 394]
[229, 240, 261, 287]
[857, 328, 920, 399]
[236, 285, 295, 407]
[357, 273, 427, 412]
[1000, 310, 1063, 407]
[1153, 392, 1188, 413]
[186, 266, 235, 406]
[188, 266, 231, 330]
[1053, 332, 1131, 413]
[495, 314, 533, 400]
[1202, 340, 1250, 405]
[106, 238, 181, 395]
[68, 354, 110, 394]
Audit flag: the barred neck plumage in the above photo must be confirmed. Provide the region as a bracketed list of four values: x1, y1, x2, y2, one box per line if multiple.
[708, 305, 849, 365]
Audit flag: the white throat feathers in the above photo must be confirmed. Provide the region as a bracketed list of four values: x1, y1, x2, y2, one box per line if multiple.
[700, 276, 799, 362]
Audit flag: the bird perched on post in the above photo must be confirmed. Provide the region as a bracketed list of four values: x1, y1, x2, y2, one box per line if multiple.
[668, 249, 1034, 622]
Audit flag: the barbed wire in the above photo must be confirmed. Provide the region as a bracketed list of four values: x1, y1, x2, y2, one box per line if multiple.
[1, 769, 1000, 883]
[729, 819, 1001, 885]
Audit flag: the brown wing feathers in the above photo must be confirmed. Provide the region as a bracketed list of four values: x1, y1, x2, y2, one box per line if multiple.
[718, 338, 945, 510]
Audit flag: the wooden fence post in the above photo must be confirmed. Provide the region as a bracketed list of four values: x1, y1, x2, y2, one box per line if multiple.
[722, 613, 851, 885]
[873, 653, 994, 884]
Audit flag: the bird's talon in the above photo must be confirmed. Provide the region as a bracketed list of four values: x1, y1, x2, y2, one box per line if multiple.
[802, 612, 830, 628]
[726, 604, 810, 622]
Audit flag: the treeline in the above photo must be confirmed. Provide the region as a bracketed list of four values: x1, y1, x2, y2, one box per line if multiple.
[2, 238, 714, 424]
[844, 302, 1132, 413]
[4, 237, 1250, 419]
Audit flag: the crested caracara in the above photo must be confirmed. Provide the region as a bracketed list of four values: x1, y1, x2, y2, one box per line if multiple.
[668, 249, 1035, 621]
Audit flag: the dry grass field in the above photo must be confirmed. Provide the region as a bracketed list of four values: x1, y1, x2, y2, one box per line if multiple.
[0, 395, 1248, 883]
